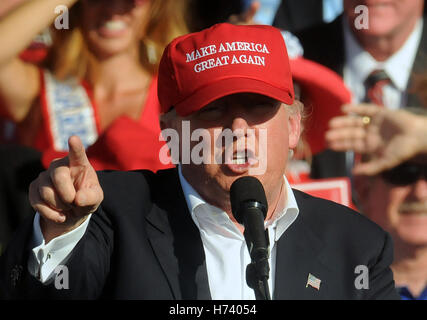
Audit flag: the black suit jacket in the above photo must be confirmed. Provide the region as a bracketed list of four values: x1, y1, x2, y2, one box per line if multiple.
[295, 15, 427, 178]
[0, 168, 400, 299]
[0, 145, 44, 256]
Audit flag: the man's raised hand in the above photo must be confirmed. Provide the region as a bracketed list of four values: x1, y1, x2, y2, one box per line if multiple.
[326, 104, 427, 175]
[29, 136, 103, 242]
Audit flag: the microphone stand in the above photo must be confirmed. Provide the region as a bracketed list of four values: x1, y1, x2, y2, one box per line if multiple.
[244, 228, 271, 300]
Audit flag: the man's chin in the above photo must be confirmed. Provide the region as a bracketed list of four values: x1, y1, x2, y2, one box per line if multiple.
[394, 218, 427, 246]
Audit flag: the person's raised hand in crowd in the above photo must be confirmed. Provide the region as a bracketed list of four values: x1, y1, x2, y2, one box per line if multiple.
[29, 136, 103, 243]
[0, 0, 26, 17]
[326, 103, 427, 176]
[228, 1, 260, 25]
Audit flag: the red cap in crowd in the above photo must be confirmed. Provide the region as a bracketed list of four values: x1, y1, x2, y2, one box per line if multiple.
[158, 23, 295, 116]
[290, 57, 352, 155]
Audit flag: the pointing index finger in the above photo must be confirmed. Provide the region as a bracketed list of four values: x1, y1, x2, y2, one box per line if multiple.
[68, 135, 89, 167]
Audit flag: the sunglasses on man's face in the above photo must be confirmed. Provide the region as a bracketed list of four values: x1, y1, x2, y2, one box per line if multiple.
[381, 162, 427, 186]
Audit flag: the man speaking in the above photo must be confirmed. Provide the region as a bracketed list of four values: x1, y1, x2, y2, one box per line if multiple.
[0, 23, 399, 299]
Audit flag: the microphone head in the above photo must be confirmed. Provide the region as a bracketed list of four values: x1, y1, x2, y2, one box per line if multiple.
[230, 176, 268, 224]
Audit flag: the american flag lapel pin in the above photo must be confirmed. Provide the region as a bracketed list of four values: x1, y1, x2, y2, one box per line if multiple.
[306, 273, 321, 290]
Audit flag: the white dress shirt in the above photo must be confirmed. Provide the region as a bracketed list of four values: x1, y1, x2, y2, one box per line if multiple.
[343, 17, 423, 109]
[29, 169, 299, 300]
[178, 168, 299, 299]
[29, 213, 91, 283]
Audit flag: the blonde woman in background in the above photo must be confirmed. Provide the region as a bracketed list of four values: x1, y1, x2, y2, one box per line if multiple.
[0, 0, 188, 170]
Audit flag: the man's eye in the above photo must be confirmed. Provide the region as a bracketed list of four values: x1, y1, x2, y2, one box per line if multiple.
[197, 106, 224, 120]
[254, 103, 271, 108]
[252, 102, 279, 111]
[203, 106, 220, 112]
[201, 107, 221, 114]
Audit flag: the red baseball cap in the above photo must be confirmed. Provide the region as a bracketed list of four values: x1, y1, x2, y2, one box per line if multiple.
[158, 23, 294, 116]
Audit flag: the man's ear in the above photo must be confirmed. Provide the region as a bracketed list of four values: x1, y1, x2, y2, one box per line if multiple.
[288, 111, 301, 149]
[160, 109, 179, 132]
[160, 118, 168, 131]
[159, 110, 183, 164]
[160, 115, 170, 131]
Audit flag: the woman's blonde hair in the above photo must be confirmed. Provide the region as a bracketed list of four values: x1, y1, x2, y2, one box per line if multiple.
[44, 0, 189, 80]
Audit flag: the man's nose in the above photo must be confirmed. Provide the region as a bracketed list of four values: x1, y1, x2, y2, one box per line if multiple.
[230, 116, 250, 133]
[227, 104, 253, 132]
[413, 178, 427, 200]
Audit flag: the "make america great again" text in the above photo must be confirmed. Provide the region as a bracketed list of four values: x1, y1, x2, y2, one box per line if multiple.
[185, 41, 270, 73]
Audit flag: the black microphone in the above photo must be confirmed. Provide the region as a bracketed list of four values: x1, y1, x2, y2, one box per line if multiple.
[230, 176, 271, 300]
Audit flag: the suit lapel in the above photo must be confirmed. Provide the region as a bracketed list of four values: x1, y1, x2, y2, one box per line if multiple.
[145, 205, 181, 299]
[274, 191, 334, 299]
[145, 169, 211, 300]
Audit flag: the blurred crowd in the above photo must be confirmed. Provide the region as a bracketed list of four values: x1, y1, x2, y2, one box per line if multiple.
[0, 0, 426, 299]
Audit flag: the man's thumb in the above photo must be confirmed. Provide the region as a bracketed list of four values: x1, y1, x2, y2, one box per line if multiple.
[68, 135, 89, 166]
